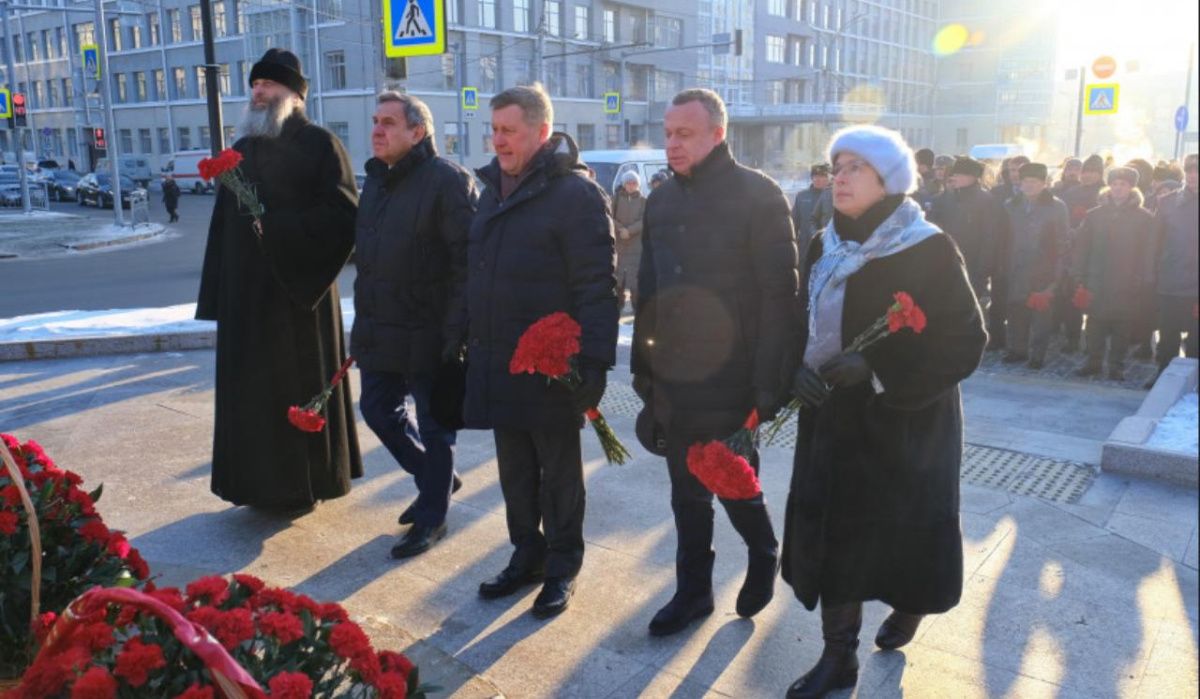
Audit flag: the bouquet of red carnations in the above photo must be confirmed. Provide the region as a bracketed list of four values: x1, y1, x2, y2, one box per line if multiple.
[288, 356, 355, 433]
[686, 410, 762, 500]
[199, 148, 265, 237]
[1072, 285, 1094, 310]
[1026, 291, 1054, 312]
[510, 313, 631, 465]
[764, 291, 928, 444]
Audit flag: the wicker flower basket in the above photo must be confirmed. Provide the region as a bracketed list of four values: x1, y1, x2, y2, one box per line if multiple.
[0, 439, 42, 690]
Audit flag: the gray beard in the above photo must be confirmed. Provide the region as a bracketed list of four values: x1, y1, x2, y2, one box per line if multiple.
[237, 96, 302, 139]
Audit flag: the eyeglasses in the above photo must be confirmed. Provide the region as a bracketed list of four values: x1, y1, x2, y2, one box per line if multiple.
[831, 159, 869, 178]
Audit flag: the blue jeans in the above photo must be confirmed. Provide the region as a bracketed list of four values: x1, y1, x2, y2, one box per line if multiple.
[360, 370, 457, 527]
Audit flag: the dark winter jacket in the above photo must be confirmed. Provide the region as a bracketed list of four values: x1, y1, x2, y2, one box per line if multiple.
[1072, 190, 1155, 321]
[1153, 185, 1199, 297]
[927, 182, 1006, 297]
[196, 112, 361, 508]
[782, 201, 987, 614]
[792, 185, 829, 255]
[162, 179, 181, 206]
[1001, 190, 1069, 305]
[1060, 181, 1103, 229]
[632, 141, 798, 435]
[463, 133, 619, 431]
[351, 137, 477, 376]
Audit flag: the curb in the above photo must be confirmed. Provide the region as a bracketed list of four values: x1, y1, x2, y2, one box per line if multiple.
[64, 228, 164, 251]
[0, 330, 215, 361]
[1102, 357, 1199, 487]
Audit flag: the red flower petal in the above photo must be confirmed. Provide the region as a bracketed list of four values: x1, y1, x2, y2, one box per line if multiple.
[287, 406, 326, 432]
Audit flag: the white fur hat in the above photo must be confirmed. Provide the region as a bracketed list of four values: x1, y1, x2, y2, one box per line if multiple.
[827, 125, 919, 196]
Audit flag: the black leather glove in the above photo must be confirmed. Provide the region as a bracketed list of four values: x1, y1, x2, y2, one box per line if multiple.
[441, 338, 465, 364]
[632, 374, 653, 402]
[571, 364, 607, 413]
[755, 389, 783, 422]
[791, 366, 829, 408]
[819, 352, 872, 388]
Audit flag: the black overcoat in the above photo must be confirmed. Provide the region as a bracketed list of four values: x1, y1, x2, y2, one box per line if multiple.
[463, 133, 619, 431]
[632, 142, 799, 436]
[196, 113, 362, 508]
[782, 228, 987, 614]
[927, 183, 1005, 296]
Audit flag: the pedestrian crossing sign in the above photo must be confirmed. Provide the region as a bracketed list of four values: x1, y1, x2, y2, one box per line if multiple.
[0, 88, 10, 120]
[462, 87, 478, 111]
[81, 43, 100, 79]
[383, 0, 446, 58]
[1084, 83, 1119, 115]
[603, 92, 621, 114]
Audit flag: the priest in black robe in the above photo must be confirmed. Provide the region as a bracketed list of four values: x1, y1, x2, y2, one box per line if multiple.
[196, 48, 362, 510]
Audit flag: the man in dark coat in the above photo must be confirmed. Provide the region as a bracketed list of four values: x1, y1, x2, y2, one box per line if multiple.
[1063, 154, 1105, 227]
[928, 156, 1005, 307]
[1000, 162, 1069, 368]
[465, 84, 619, 619]
[162, 175, 181, 222]
[1150, 153, 1199, 381]
[792, 162, 831, 258]
[1052, 157, 1082, 198]
[352, 92, 477, 559]
[1056, 155, 1105, 353]
[632, 88, 798, 637]
[196, 48, 361, 511]
[1072, 168, 1155, 381]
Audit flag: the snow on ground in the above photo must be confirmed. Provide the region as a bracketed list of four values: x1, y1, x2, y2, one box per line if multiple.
[0, 299, 357, 342]
[1145, 391, 1199, 454]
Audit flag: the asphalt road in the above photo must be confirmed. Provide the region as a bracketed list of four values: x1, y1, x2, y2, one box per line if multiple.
[0, 193, 356, 318]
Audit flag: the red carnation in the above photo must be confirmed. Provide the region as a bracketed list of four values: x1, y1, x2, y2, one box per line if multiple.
[198, 148, 244, 181]
[79, 519, 110, 544]
[376, 672, 409, 699]
[75, 621, 117, 651]
[287, 356, 355, 432]
[1, 483, 21, 506]
[1072, 285, 1094, 310]
[127, 548, 150, 579]
[71, 665, 119, 699]
[379, 650, 415, 678]
[186, 575, 231, 605]
[148, 587, 188, 612]
[267, 671, 314, 699]
[330, 621, 373, 661]
[32, 611, 58, 643]
[114, 636, 166, 687]
[233, 573, 266, 594]
[0, 509, 17, 535]
[259, 611, 305, 645]
[686, 441, 762, 500]
[1026, 291, 1053, 312]
[106, 533, 132, 559]
[509, 312, 582, 378]
[287, 405, 326, 432]
[886, 291, 927, 334]
[213, 608, 256, 650]
[318, 601, 350, 622]
[175, 684, 216, 699]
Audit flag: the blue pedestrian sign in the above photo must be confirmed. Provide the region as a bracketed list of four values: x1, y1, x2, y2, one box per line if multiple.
[0, 88, 10, 120]
[1175, 106, 1189, 133]
[1084, 83, 1119, 115]
[603, 92, 621, 114]
[462, 87, 478, 111]
[383, 0, 446, 58]
[81, 43, 100, 79]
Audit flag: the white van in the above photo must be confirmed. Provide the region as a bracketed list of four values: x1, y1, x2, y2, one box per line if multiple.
[96, 155, 154, 187]
[579, 149, 669, 197]
[161, 150, 214, 194]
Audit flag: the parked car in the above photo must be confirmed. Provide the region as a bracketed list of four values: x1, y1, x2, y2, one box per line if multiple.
[44, 169, 83, 201]
[161, 151, 214, 194]
[0, 173, 50, 207]
[76, 172, 146, 209]
[95, 155, 154, 187]
[579, 149, 669, 197]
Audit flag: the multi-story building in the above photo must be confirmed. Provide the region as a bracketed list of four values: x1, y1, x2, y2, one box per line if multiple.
[3, 0, 941, 179]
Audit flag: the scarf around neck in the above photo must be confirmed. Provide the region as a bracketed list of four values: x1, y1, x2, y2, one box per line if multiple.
[804, 197, 940, 370]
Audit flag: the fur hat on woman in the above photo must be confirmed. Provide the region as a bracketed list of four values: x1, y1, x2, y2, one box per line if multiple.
[827, 125, 919, 196]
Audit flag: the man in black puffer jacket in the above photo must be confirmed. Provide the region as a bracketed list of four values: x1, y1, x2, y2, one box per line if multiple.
[633, 88, 799, 637]
[465, 84, 619, 620]
[352, 92, 477, 560]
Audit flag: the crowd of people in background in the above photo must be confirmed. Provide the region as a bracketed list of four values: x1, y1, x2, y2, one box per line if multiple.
[791, 146, 1199, 386]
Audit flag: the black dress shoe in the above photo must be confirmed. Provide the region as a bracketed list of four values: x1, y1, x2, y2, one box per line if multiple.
[390, 523, 447, 559]
[398, 473, 464, 525]
[788, 602, 861, 699]
[531, 577, 575, 619]
[874, 610, 924, 650]
[735, 555, 779, 618]
[648, 590, 715, 637]
[478, 566, 544, 600]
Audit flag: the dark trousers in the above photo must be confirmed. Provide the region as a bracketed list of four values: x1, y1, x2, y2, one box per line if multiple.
[1053, 278, 1082, 343]
[1006, 302, 1052, 361]
[493, 426, 585, 579]
[665, 426, 778, 598]
[1085, 318, 1130, 370]
[1157, 295, 1200, 370]
[987, 279, 1009, 349]
[360, 370, 456, 527]
[165, 203, 178, 222]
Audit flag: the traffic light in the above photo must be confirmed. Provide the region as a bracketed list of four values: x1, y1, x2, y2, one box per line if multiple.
[9, 92, 27, 127]
[734, 29, 743, 57]
[93, 127, 107, 149]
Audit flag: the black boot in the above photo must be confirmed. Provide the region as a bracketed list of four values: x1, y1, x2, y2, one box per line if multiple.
[648, 588, 715, 637]
[874, 609, 924, 650]
[787, 602, 861, 699]
[723, 498, 779, 618]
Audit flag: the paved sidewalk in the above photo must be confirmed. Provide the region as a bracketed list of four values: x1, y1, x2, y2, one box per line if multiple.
[0, 210, 166, 258]
[1, 350, 1196, 698]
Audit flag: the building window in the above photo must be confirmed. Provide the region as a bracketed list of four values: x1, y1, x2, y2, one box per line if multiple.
[153, 69, 165, 100]
[444, 122, 461, 155]
[326, 50, 346, 89]
[190, 6, 203, 41]
[115, 74, 128, 102]
[138, 129, 152, 153]
[198, 126, 210, 149]
[513, 0, 530, 32]
[603, 9, 615, 42]
[148, 13, 160, 44]
[328, 122, 350, 147]
[131, 21, 143, 48]
[158, 127, 171, 154]
[219, 64, 231, 95]
[177, 127, 191, 150]
[606, 124, 621, 148]
[575, 63, 593, 98]
[477, 0, 496, 29]
[214, 1, 227, 36]
[766, 35, 785, 63]
[546, 60, 564, 96]
[236, 0, 248, 33]
[68, 129, 79, 157]
[445, 0, 459, 24]
[119, 129, 133, 153]
[544, 1, 561, 36]
[196, 66, 207, 97]
[43, 30, 55, 59]
[576, 123, 595, 150]
[172, 67, 186, 98]
[654, 16, 681, 48]
[224, 125, 236, 145]
[768, 0, 787, 16]
[63, 78, 73, 104]
[767, 80, 784, 105]
[28, 32, 41, 62]
[107, 19, 121, 51]
[48, 80, 59, 107]
[239, 60, 252, 94]
[135, 72, 147, 101]
[479, 39, 499, 91]
[574, 6, 589, 39]
[73, 23, 94, 53]
[167, 9, 182, 42]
